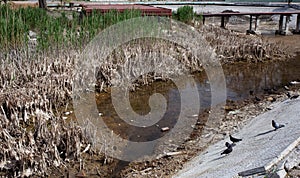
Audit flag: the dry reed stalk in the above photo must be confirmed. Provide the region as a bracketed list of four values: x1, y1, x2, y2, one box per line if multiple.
[0, 49, 90, 177]
[200, 25, 293, 63]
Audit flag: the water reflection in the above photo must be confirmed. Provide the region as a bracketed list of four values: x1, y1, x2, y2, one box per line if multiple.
[96, 55, 300, 148]
[225, 56, 300, 100]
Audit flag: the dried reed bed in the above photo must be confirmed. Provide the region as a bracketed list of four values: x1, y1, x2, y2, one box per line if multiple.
[0, 50, 90, 177]
[0, 25, 293, 176]
[93, 39, 203, 91]
[201, 25, 293, 63]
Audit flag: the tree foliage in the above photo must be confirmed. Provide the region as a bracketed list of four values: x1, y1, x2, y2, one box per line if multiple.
[174, 6, 194, 23]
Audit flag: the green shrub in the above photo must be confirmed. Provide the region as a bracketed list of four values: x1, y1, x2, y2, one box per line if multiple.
[174, 6, 194, 23]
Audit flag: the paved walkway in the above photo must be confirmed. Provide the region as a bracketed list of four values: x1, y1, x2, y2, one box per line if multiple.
[174, 98, 300, 178]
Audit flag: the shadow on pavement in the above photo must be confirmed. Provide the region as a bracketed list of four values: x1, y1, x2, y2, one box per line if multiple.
[254, 129, 275, 137]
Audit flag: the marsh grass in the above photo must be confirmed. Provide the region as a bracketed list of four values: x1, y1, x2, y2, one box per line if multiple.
[0, 5, 142, 53]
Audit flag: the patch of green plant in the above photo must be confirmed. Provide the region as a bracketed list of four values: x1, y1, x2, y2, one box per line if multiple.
[173, 5, 202, 24]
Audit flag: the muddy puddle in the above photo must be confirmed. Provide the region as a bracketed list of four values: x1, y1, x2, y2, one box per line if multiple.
[68, 55, 300, 158]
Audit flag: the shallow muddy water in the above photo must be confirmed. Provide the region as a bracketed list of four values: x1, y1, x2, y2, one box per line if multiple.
[92, 55, 300, 150]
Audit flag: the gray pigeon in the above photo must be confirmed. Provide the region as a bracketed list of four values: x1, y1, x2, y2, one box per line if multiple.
[272, 120, 285, 130]
[221, 144, 233, 155]
[225, 142, 231, 148]
[230, 135, 242, 143]
[290, 94, 299, 100]
[286, 92, 299, 100]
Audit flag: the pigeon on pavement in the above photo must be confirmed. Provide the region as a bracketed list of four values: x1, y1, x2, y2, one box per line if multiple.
[286, 92, 299, 100]
[225, 142, 231, 148]
[290, 94, 299, 100]
[272, 120, 285, 130]
[229, 135, 242, 143]
[221, 144, 233, 155]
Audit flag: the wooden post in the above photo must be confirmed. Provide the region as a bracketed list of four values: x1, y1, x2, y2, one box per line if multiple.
[278, 15, 284, 34]
[221, 16, 225, 28]
[284, 15, 290, 34]
[38, 0, 47, 9]
[254, 15, 259, 31]
[295, 14, 300, 33]
[246, 15, 255, 34]
[203, 16, 205, 25]
[249, 15, 253, 31]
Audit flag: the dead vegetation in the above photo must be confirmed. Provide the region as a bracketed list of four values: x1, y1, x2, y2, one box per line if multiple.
[201, 25, 294, 63]
[0, 51, 91, 177]
[92, 39, 203, 92]
[0, 25, 295, 177]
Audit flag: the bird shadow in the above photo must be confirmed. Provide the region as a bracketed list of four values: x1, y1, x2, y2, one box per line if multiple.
[209, 154, 228, 162]
[254, 129, 275, 137]
[209, 148, 234, 163]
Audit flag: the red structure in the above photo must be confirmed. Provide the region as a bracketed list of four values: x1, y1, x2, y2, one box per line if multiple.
[81, 4, 172, 17]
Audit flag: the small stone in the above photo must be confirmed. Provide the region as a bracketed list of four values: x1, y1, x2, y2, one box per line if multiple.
[224, 105, 234, 111]
[228, 110, 240, 115]
[98, 112, 103, 116]
[290, 81, 300, 85]
[284, 86, 290, 90]
[75, 170, 86, 178]
[65, 111, 70, 115]
[62, 116, 68, 120]
[161, 127, 170, 132]
[267, 97, 276, 102]
[29, 30, 37, 38]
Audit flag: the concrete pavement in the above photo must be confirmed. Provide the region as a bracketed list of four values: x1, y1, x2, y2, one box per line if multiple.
[174, 98, 300, 178]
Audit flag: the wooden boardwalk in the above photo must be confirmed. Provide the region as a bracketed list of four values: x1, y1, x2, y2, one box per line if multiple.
[202, 11, 300, 35]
